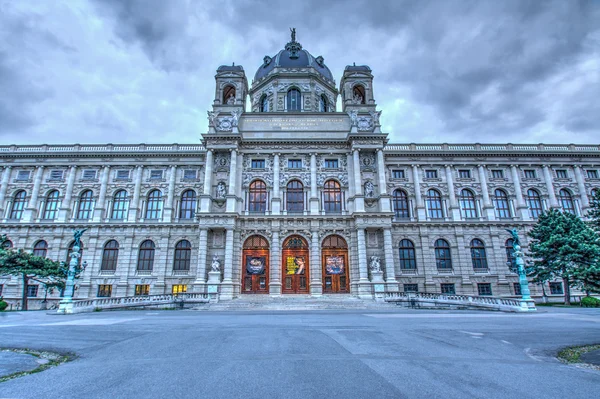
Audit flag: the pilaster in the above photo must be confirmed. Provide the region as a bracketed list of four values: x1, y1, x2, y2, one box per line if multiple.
[23, 166, 44, 222]
[200, 150, 213, 212]
[269, 229, 282, 296]
[92, 166, 110, 222]
[127, 165, 143, 222]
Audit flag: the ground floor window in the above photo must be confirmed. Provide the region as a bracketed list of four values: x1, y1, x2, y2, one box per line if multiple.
[27, 285, 39, 297]
[440, 283, 455, 295]
[477, 283, 492, 296]
[549, 282, 563, 295]
[172, 284, 187, 294]
[513, 283, 521, 296]
[134, 284, 150, 296]
[403, 283, 418, 293]
[97, 285, 112, 297]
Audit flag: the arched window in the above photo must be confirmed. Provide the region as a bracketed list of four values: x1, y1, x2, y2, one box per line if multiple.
[459, 189, 477, 219]
[287, 88, 301, 111]
[559, 189, 575, 214]
[493, 189, 511, 219]
[319, 95, 328, 112]
[77, 190, 94, 220]
[43, 190, 60, 220]
[137, 240, 155, 271]
[10, 190, 27, 220]
[323, 180, 342, 213]
[352, 85, 366, 104]
[392, 190, 410, 219]
[470, 239, 488, 270]
[101, 240, 119, 271]
[173, 240, 191, 271]
[223, 85, 236, 104]
[426, 189, 443, 219]
[179, 190, 196, 219]
[505, 239, 516, 269]
[286, 180, 304, 213]
[434, 239, 452, 269]
[111, 190, 129, 219]
[145, 190, 163, 219]
[526, 189, 543, 218]
[399, 239, 416, 270]
[248, 180, 267, 213]
[260, 95, 269, 112]
[33, 240, 48, 258]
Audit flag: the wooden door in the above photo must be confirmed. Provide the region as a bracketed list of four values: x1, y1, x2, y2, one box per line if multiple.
[322, 250, 349, 293]
[282, 235, 309, 294]
[241, 235, 270, 294]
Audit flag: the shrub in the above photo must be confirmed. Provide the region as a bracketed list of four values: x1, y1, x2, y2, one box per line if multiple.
[0, 298, 8, 311]
[581, 296, 600, 308]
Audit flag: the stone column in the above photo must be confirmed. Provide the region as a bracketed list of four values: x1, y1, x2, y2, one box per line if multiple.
[0, 166, 12, 215]
[23, 166, 44, 222]
[194, 228, 209, 289]
[478, 165, 495, 220]
[57, 165, 77, 222]
[412, 165, 426, 220]
[543, 165, 559, 208]
[383, 228, 398, 289]
[353, 149, 365, 212]
[92, 166, 110, 222]
[163, 165, 177, 222]
[309, 153, 319, 214]
[127, 165, 143, 222]
[272, 154, 281, 215]
[200, 150, 213, 212]
[445, 165, 460, 220]
[356, 228, 371, 298]
[221, 228, 234, 300]
[310, 230, 322, 296]
[270, 230, 281, 295]
[510, 165, 529, 220]
[226, 150, 237, 212]
[377, 149, 391, 212]
[574, 166, 590, 211]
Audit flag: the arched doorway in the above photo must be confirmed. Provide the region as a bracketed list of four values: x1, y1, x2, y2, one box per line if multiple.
[322, 235, 349, 293]
[282, 235, 309, 294]
[242, 235, 269, 294]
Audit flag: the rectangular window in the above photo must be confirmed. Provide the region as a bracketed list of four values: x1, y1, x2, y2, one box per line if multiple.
[524, 169, 536, 179]
[392, 169, 405, 179]
[324, 159, 338, 169]
[477, 283, 492, 296]
[116, 170, 130, 179]
[27, 285, 39, 297]
[491, 170, 504, 179]
[458, 170, 471, 179]
[513, 283, 522, 296]
[183, 169, 197, 179]
[403, 284, 418, 293]
[425, 170, 438, 179]
[16, 170, 31, 180]
[172, 284, 187, 294]
[134, 284, 150, 296]
[288, 159, 302, 169]
[251, 159, 265, 169]
[555, 169, 568, 179]
[150, 170, 163, 180]
[97, 285, 112, 297]
[49, 170, 64, 180]
[549, 282, 564, 295]
[440, 283, 455, 295]
[586, 170, 598, 179]
[82, 169, 97, 179]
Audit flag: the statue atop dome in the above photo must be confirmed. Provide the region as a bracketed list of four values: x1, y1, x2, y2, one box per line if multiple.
[290, 27, 296, 42]
[285, 27, 302, 59]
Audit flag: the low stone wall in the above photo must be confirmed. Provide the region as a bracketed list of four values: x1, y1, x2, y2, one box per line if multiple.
[385, 292, 536, 312]
[70, 293, 210, 313]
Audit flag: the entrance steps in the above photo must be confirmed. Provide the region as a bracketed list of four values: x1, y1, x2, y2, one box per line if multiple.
[194, 294, 395, 311]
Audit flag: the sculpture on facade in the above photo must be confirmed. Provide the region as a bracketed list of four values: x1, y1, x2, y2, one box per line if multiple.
[369, 255, 382, 272]
[364, 181, 375, 198]
[231, 109, 241, 127]
[348, 110, 358, 126]
[211, 255, 221, 272]
[353, 92, 364, 104]
[207, 111, 216, 126]
[216, 182, 227, 198]
[369, 110, 382, 125]
[226, 93, 235, 104]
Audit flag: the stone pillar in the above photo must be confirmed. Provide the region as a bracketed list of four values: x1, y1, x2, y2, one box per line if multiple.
[353, 149, 365, 212]
[92, 166, 110, 222]
[127, 165, 143, 222]
[543, 165, 559, 208]
[58, 166, 77, 222]
[377, 149, 390, 212]
[164, 165, 177, 222]
[310, 153, 319, 214]
[220, 228, 234, 300]
[0, 166, 12, 215]
[272, 154, 281, 215]
[226, 150, 237, 212]
[478, 165, 495, 220]
[270, 230, 281, 295]
[194, 228, 209, 289]
[310, 230, 322, 296]
[23, 166, 44, 222]
[200, 150, 213, 212]
[574, 166, 590, 211]
[356, 228, 371, 298]
[510, 165, 529, 220]
[383, 228, 398, 290]
[412, 165, 426, 220]
[445, 165, 460, 220]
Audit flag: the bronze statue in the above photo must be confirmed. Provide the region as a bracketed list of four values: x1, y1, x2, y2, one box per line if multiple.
[290, 27, 296, 42]
[505, 228, 520, 249]
[73, 228, 88, 248]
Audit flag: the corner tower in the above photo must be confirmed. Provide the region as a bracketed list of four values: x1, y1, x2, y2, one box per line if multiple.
[340, 64, 381, 132]
[208, 64, 248, 133]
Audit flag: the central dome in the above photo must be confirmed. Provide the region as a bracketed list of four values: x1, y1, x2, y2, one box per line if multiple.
[254, 30, 334, 82]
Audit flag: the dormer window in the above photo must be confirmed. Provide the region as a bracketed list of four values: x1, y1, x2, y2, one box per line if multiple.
[260, 95, 269, 112]
[319, 95, 328, 112]
[287, 88, 301, 111]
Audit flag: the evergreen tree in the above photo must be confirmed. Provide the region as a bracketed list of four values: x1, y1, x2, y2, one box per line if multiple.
[587, 189, 600, 233]
[527, 209, 600, 305]
[0, 235, 65, 310]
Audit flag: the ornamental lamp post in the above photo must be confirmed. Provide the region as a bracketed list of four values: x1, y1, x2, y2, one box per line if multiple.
[57, 229, 87, 314]
[505, 228, 536, 312]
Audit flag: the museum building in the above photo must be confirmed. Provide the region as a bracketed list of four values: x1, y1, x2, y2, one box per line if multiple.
[1, 32, 599, 307]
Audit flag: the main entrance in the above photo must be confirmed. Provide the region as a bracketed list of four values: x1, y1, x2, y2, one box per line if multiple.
[322, 235, 349, 293]
[281, 235, 309, 294]
[241, 235, 269, 294]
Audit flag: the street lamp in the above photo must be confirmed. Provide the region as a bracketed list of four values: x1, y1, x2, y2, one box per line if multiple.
[57, 229, 87, 314]
[505, 228, 536, 311]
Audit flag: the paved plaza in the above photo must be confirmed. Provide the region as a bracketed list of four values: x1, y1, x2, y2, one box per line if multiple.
[0, 308, 599, 399]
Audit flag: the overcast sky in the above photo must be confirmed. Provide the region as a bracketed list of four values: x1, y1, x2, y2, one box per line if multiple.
[0, 0, 599, 145]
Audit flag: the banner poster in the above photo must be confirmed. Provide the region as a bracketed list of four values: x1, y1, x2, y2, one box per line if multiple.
[286, 256, 306, 275]
[246, 256, 266, 275]
[325, 255, 344, 275]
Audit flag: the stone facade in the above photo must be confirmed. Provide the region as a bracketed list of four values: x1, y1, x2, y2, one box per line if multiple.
[1, 35, 599, 308]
